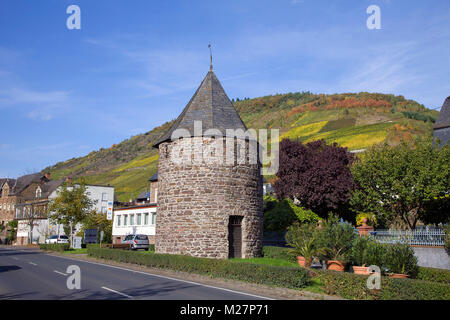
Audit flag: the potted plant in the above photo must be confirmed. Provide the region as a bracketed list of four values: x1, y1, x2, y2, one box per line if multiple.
[316, 214, 356, 272]
[356, 212, 377, 228]
[285, 222, 318, 268]
[384, 242, 418, 278]
[351, 236, 371, 275]
[351, 236, 387, 275]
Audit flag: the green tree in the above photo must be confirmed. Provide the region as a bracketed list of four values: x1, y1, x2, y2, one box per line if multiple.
[7, 220, 18, 244]
[351, 139, 450, 229]
[79, 211, 113, 244]
[263, 196, 319, 233]
[48, 182, 95, 246]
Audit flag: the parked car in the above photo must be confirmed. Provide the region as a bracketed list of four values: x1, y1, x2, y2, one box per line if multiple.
[121, 234, 149, 250]
[45, 235, 70, 244]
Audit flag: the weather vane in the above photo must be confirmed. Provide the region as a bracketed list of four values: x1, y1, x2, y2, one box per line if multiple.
[208, 44, 213, 71]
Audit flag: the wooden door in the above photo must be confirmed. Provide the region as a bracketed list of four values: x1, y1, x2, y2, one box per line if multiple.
[228, 216, 243, 258]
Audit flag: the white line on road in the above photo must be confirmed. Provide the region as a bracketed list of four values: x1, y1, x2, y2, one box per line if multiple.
[47, 254, 274, 300]
[101, 286, 133, 299]
[54, 270, 68, 276]
[12, 257, 19, 260]
[28, 262, 37, 266]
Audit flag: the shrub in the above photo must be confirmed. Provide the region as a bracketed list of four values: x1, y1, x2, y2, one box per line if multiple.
[88, 247, 310, 290]
[417, 267, 450, 284]
[350, 236, 372, 266]
[350, 236, 388, 269]
[364, 241, 388, 269]
[384, 243, 419, 277]
[316, 214, 357, 263]
[262, 246, 295, 262]
[39, 243, 70, 252]
[314, 269, 450, 300]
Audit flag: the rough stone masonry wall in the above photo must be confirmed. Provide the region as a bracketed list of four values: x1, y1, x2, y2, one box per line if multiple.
[155, 137, 263, 259]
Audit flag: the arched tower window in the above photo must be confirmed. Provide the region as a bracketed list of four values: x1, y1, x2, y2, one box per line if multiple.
[36, 186, 42, 198]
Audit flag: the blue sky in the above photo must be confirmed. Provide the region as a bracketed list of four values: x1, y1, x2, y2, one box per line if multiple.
[1, 0, 449, 177]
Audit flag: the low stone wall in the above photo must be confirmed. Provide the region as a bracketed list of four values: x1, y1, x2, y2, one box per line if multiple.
[413, 246, 450, 270]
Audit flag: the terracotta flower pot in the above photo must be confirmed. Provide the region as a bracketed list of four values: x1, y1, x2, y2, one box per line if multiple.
[352, 266, 371, 275]
[297, 256, 312, 268]
[390, 273, 409, 279]
[326, 260, 346, 272]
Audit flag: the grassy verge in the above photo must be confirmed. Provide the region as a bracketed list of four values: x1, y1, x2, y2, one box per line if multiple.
[229, 257, 297, 267]
[63, 248, 88, 254]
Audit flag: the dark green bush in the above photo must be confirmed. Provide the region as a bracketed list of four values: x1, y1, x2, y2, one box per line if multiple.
[39, 243, 70, 252]
[88, 247, 310, 289]
[417, 267, 450, 284]
[351, 236, 371, 266]
[364, 241, 388, 268]
[262, 246, 296, 262]
[315, 269, 450, 300]
[351, 236, 388, 268]
[384, 243, 419, 277]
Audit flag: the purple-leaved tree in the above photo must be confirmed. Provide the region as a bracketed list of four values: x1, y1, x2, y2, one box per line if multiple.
[274, 139, 355, 218]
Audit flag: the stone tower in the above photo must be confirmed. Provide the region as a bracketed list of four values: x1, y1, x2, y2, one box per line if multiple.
[153, 67, 263, 259]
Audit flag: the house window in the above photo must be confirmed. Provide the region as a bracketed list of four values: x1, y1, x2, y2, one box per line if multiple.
[124, 215, 128, 226]
[151, 213, 156, 225]
[117, 215, 121, 226]
[101, 206, 107, 214]
[7, 204, 10, 211]
[102, 193, 108, 201]
[130, 214, 134, 226]
[144, 213, 149, 225]
[154, 189, 158, 202]
[137, 214, 141, 225]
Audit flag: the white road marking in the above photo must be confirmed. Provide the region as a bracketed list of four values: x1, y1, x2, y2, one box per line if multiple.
[12, 257, 19, 260]
[28, 262, 37, 266]
[54, 270, 68, 276]
[46, 253, 274, 300]
[101, 286, 133, 299]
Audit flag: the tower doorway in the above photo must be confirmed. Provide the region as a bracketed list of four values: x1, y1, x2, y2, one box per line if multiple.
[228, 216, 243, 258]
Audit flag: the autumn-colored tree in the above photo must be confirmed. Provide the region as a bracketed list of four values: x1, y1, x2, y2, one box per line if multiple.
[274, 139, 356, 218]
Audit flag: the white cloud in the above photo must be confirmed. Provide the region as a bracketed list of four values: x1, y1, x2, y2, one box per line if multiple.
[0, 87, 70, 121]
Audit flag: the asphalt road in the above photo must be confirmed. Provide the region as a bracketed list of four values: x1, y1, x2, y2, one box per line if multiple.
[0, 247, 270, 300]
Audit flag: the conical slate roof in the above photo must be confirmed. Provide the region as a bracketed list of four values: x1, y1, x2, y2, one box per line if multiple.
[434, 96, 450, 129]
[153, 70, 248, 148]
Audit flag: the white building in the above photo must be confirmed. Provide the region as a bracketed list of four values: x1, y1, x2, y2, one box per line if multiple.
[112, 204, 157, 244]
[16, 184, 114, 244]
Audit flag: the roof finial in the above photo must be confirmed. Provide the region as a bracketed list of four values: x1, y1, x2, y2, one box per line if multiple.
[208, 44, 213, 71]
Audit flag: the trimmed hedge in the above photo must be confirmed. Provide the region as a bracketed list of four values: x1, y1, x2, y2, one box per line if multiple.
[314, 269, 450, 300]
[88, 247, 310, 289]
[39, 243, 70, 252]
[262, 246, 295, 263]
[417, 267, 450, 284]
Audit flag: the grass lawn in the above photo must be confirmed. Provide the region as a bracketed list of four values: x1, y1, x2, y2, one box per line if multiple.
[63, 248, 88, 254]
[229, 257, 298, 267]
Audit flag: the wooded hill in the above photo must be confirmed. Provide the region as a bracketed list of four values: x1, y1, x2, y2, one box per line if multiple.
[43, 92, 439, 202]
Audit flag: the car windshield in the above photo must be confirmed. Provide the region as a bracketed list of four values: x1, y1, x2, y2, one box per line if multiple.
[59, 235, 69, 239]
[50, 235, 57, 239]
[136, 235, 148, 240]
[124, 235, 134, 240]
